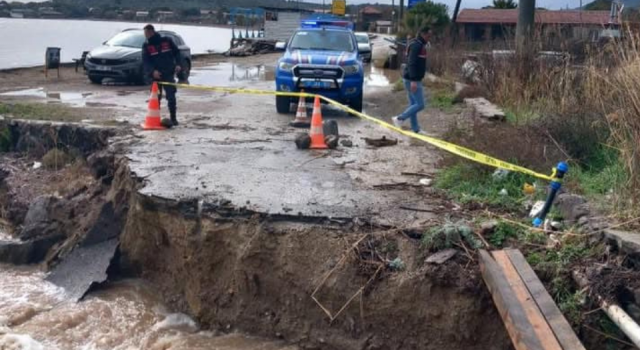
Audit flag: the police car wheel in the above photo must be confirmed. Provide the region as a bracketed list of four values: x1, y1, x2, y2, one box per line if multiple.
[276, 96, 291, 114]
[349, 94, 363, 114]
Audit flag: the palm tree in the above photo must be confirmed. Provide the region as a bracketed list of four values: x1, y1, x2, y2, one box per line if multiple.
[492, 0, 518, 9]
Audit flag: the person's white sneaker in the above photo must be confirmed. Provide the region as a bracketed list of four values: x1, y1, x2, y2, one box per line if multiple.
[392, 116, 405, 128]
[416, 130, 434, 137]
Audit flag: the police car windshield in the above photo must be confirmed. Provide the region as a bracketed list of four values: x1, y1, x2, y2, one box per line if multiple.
[289, 30, 354, 52]
[106, 31, 146, 48]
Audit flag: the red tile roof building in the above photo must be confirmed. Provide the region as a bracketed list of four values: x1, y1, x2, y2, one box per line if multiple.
[455, 9, 617, 42]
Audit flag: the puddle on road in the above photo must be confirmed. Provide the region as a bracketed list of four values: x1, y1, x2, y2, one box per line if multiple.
[0, 264, 297, 350]
[191, 62, 398, 89]
[190, 63, 274, 87]
[0, 88, 93, 107]
[365, 65, 399, 88]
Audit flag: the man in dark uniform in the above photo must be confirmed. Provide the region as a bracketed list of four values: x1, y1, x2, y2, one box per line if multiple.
[392, 26, 432, 135]
[142, 24, 183, 126]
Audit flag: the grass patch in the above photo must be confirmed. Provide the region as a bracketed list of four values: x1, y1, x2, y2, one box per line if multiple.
[489, 221, 525, 247]
[435, 162, 541, 211]
[422, 220, 482, 252]
[41, 148, 75, 170]
[0, 102, 82, 122]
[526, 235, 605, 325]
[431, 91, 456, 111]
[0, 125, 11, 152]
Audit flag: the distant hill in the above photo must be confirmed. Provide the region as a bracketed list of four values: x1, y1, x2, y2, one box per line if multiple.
[584, 0, 640, 10]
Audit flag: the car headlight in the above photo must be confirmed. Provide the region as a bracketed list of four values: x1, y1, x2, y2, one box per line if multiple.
[343, 64, 360, 75]
[278, 61, 294, 71]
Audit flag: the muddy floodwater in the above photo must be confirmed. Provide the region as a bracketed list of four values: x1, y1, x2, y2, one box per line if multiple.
[0, 18, 232, 69]
[0, 264, 298, 350]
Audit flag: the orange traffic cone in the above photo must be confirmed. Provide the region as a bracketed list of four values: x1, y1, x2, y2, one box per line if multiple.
[289, 91, 311, 128]
[309, 96, 328, 149]
[141, 82, 166, 130]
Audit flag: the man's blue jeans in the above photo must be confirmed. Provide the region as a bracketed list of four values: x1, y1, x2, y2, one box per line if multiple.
[398, 79, 425, 132]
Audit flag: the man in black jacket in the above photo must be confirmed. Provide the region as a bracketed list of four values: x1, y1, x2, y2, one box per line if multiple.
[143, 24, 183, 126]
[392, 26, 432, 135]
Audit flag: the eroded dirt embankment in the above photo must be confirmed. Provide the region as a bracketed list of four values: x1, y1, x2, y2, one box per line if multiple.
[0, 120, 511, 350]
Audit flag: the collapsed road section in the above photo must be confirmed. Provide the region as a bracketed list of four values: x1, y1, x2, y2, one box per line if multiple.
[0, 106, 516, 350]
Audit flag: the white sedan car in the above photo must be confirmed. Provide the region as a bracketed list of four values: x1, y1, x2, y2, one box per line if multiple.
[355, 32, 372, 63]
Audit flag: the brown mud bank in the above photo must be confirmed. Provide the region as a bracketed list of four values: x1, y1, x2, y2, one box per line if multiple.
[0, 120, 511, 350]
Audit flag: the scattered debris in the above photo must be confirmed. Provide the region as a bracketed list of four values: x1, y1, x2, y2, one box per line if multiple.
[465, 97, 506, 121]
[399, 205, 433, 213]
[555, 193, 589, 224]
[419, 178, 433, 186]
[426, 248, 458, 264]
[492, 168, 510, 180]
[480, 220, 499, 235]
[364, 136, 398, 147]
[529, 201, 546, 218]
[295, 133, 311, 150]
[32, 162, 42, 169]
[499, 189, 509, 196]
[325, 135, 339, 149]
[340, 139, 353, 148]
[225, 39, 277, 57]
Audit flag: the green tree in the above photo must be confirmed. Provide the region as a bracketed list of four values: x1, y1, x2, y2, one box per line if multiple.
[492, 0, 518, 9]
[584, 0, 612, 11]
[400, 1, 450, 38]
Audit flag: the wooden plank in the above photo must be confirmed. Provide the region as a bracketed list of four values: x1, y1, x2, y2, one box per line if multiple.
[505, 249, 587, 350]
[478, 250, 544, 350]
[492, 251, 563, 350]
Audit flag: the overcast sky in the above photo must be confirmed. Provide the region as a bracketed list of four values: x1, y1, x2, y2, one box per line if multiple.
[12, 0, 589, 10]
[312, 0, 587, 10]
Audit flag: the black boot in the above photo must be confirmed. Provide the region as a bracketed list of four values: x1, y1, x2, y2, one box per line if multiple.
[170, 115, 179, 126]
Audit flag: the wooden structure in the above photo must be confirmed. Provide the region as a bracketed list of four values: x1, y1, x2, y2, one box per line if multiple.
[479, 249, 586, 350]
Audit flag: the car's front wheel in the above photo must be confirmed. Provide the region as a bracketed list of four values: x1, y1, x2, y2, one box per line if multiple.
[349, 93, 363, 114]
[88, 75, 103, 85]
[276, 96, 291, 114]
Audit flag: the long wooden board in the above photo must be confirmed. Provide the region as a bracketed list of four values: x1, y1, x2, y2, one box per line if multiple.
[492, 250, 563, 350]
[478, 250, 544, 350]
[505, 249, 587, 350]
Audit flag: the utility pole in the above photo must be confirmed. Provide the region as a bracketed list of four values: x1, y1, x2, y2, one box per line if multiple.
[399, 0, 404, 26]
[516, 0, 535, 55]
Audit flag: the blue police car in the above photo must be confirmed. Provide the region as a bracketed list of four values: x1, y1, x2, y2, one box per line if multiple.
[275, 19, 364, 113]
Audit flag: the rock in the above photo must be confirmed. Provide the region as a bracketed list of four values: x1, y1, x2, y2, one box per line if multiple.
[19, 195, 61, 241]
[555, 193, 589, 223]
[325, 135, 339, 149]
[578, 216, 590, 227]
[603, 229, 640, 255]
[364, 136, 398, 147]
[340, 139, 353, 147]
[0, 233, 65, 264]
[295, 133, 311, 150]
[464, 97, 505, 121]
[426, 249, 457, 264]
[480, 220, 499, 235]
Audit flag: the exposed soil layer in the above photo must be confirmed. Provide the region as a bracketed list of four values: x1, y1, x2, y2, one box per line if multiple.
[118, 192, 511, 350]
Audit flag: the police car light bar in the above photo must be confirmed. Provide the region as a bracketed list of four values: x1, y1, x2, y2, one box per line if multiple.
[300, 19, 354, 30]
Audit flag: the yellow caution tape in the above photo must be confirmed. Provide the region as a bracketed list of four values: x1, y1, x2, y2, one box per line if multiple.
[159, 82, 557, 182]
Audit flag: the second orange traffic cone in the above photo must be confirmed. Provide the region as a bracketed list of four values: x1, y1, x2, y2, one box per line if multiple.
[141, 82, 166, 130]
[309, 96, 328, 149]
[289, 91, 311, 128]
